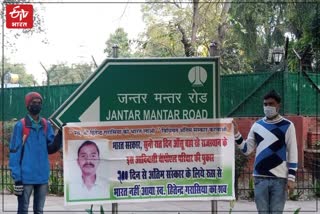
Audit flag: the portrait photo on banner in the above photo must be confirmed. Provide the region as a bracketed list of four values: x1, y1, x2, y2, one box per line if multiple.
[65, 139, 111, 201]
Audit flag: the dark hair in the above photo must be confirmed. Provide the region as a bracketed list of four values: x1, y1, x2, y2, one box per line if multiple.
[77, 140, 100, 157]
[263, 90, 281, 103]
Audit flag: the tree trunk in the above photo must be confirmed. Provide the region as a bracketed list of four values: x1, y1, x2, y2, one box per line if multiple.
[177, 0, 200, 57]
[191, 0, 200, 44]
[177, 23, 194, 57]
[217, 1, 232, 56]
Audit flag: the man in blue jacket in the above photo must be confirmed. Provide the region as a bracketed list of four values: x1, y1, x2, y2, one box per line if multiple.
[9, 92, 62, 214]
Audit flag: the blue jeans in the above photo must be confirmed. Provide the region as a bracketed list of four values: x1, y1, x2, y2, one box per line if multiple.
[254, 177, 287, 214]
[17, 184, 48, 214]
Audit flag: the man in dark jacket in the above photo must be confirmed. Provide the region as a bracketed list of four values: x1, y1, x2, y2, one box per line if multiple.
[9, 92, 62, 214]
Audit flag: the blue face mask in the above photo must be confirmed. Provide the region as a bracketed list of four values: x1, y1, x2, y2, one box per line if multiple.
[28, 104, 42, 115]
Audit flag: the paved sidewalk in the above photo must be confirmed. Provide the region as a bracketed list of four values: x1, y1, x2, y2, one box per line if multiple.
[1, 194, 318, 213]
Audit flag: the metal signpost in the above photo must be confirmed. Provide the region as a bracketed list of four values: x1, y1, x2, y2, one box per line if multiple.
[51, 57, 221, 213]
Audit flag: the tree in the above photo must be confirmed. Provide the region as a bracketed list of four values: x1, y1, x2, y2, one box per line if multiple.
[46, 63, 94, 85]
[228, 1, 320, 72]
[228, 2, 286, 71]
[104, 28, 132, 57]
[137, 1, 318, 73]
[138, 1, 237, 70]
[284, 2, 320, 72]
[2, 58, 36, 86]
[139, 1, 198, 57]
[139, 1, 234, 55]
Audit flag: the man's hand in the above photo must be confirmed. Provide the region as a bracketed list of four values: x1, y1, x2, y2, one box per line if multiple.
[287, 180, 296, 195]
[232, 120, 239, 134]
[14, 181, 23, 196]
[60, 123, 66, 130]
[57, 123, 66, 135]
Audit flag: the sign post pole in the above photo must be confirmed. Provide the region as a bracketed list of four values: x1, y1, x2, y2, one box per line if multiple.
[210, 41, 219, 214]
[112, 203, 118, 214]
[211, 200, 218, 214]
[111, 44, 119, 214]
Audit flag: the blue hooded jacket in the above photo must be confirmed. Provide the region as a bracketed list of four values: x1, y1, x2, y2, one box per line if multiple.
[9, 115, 56, 184]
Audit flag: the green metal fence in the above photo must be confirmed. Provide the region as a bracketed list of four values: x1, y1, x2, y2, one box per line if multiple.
[1, 83, 80, 121]
[0, 72, 319, 121]
[221, 71, 320, 117]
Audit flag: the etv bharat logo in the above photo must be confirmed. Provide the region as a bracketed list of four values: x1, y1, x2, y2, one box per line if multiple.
[6, 4, 33, 29]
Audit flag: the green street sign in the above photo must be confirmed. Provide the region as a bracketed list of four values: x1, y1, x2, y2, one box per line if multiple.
[50, 58, 219, 127]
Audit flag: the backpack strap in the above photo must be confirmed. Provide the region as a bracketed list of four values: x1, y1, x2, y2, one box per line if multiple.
[20, 117, 48, 164]
[20, 118, 29, 165]
[41, 118, 48, 135]
[21, 117, 48, 144]
[20, 118, 30, 145]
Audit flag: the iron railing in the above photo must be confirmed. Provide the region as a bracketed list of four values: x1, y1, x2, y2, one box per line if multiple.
[236, 168, 320, 200]
[0, 165, 64, 196]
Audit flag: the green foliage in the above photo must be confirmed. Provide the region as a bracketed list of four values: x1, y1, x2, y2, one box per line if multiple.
[3, 121, 16, 147]
[314, 180, 320, 197]
[2, 59, 36, 86]
[139, 1, 265, 72]
[289, 190, 303, 201]
[315, 141, 320, 149]
[48, 174, 64, 196]
[135, 24, 185, 57]
[234, 147, 249, 199]
[100, 205, 104, 214]
[137, 1, 189, 57]
[85, 205, 104, 214]
[6, 183, 14, 194]
[46, 63, 94, 85]
[48, 165, 64, 196]
[104, 28, 132, 57]
[137, 1, 319, 73]
[229, 200, 235, 214]
[0, 167, 15, 193]
[235, 148, 248, 175]
[219, 42, 253, 73]
[229, 2, 287, 72]
[294, 208, 301, 214]
[248, 177, 254, 200]
[86, 205, 93, 214]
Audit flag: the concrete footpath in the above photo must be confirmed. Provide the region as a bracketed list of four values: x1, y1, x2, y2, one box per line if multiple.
[1, 194, 318, 213]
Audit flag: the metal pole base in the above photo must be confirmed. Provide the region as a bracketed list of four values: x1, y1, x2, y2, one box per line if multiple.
[112, 203, 118, 214]
[211, 200, 218, 214]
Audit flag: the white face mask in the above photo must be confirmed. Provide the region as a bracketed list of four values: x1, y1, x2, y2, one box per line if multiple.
[263, 106, 278, 118]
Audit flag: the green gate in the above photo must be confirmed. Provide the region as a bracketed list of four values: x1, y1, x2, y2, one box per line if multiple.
[221, 71, 320, 117]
